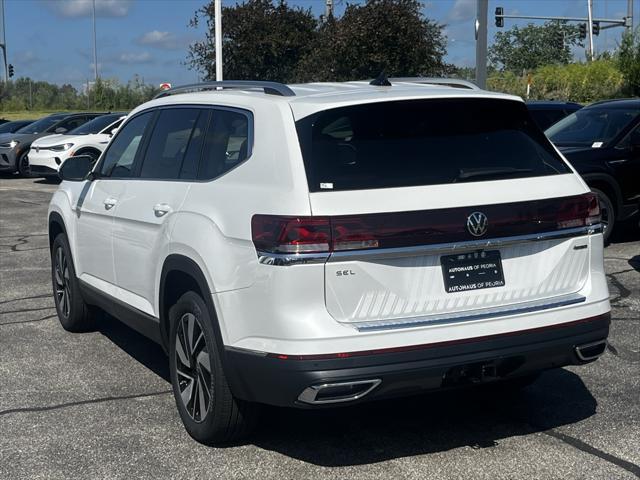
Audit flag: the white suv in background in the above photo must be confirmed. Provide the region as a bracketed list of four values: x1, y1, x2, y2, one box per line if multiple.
[48, 79, 610, 445]
[29, 113, 125, 177]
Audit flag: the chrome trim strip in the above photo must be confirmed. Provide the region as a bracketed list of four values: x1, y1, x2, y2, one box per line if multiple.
[257, 251, 330, 266]
[352, 293, 586, 332]
[328, 224, 601, 262]
[256, 224, 601, 266]
[575, 339, 608, 361]
[297, 379, 382, 405]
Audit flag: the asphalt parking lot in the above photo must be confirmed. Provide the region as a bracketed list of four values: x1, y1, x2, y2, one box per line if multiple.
[0, 176, 638, 480]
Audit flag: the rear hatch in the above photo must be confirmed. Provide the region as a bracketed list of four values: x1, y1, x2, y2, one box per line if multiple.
[294, 98, 600, 328]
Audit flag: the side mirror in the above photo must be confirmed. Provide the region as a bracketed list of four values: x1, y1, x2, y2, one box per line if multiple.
[55, 127, 68, 134]
[59, 155, 95, 182]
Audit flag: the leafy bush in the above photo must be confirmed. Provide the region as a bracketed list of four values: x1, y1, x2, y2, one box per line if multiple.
[488, 60, 625, 103]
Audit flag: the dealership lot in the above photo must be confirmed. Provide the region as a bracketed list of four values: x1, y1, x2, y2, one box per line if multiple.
[0, 176, 638, 479]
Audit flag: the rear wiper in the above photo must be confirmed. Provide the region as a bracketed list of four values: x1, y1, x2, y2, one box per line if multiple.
[455, 167, 533, 181]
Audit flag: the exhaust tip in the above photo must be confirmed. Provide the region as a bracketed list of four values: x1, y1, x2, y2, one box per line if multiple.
[575, 339, 607, 362]
[298, 379, 382, 405]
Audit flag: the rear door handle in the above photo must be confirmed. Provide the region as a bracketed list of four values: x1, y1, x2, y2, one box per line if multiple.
[153, 203, 172, 217]
[103, 198, 117, 210]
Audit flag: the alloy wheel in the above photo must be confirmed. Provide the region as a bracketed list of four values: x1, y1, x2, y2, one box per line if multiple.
[54, 247, 71, 318]
[175, 312, 212, 422]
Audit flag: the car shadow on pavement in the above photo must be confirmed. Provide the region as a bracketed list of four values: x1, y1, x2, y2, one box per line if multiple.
[96, 316, 599, 465]
[251, 369, 597, 466]
[628, 256, 639, 272]
[97, 315, 170, 382]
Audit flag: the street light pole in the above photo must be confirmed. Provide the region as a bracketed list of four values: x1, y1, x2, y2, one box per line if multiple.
[1, 0, 8, 83]
[475, 0, 488, 89]
[92, 0, 98, 82]
[215, 0, 222, 81]
[587, 0, 594, 60]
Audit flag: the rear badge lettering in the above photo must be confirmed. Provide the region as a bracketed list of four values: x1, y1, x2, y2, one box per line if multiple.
[336, 270, 356, 277]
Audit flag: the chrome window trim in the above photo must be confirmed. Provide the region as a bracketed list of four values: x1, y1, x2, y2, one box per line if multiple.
[352, 293, 587, 332]
[256, 224, 601, 266]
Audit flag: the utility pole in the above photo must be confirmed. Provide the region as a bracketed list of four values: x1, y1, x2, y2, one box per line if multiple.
[627, 0, 634, 32]
[587, 0, 594, 60]
[0, 0, 7, 83]
[92, 0, 98, 81]
[475, 0, 488, 89]
[215, 0, 222, 81]
[325, 0, 334, 19]
[28, 78, 32, 109]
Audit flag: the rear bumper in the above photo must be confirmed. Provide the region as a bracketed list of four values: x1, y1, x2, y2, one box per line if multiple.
[223, 312, 610, 408]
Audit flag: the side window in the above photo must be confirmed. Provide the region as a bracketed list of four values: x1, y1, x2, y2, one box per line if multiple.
[56, 116, 87, 132]
[100, 112, 153, 178]
[139, 108, 201, 179]
[198, 109, 250, 180]
[617, 124, 640, 149]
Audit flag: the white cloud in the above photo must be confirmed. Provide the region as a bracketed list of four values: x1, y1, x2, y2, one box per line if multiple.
[117, 52, 154, 64]
[47, 0, 132, 18]
[446, 0, 476, 24]
[136, 30, 191, 50]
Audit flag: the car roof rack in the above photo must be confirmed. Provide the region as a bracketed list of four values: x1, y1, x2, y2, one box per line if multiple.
[154, 81, 296, 99]
[389, 77, 480, 90]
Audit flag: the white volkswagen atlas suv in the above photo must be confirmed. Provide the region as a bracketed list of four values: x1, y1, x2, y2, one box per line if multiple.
[48, 79, 610, 445]
[29, 113, 125, 177]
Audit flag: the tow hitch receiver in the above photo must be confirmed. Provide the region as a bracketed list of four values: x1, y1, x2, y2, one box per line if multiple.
[442, 360, 500, 386]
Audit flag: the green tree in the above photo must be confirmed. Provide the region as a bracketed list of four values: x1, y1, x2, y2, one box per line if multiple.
[617, 28, 640, 96]
[296, 0, 448, 81]
[489, 21, 583, 73]
[188, 0, 318, 82]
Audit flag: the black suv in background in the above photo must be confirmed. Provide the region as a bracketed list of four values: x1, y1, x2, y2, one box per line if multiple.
[526, 101, 583, 131]
[0, 112, 104, 176]
[546, 98, 640, 242]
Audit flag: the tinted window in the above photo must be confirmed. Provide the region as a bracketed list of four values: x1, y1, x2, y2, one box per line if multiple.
[296, 99, 571, 192]
[529, 109, 568, 131]
[546, 107, 640, 147]
[140, 109, 202, 179]
[198, 109, 250, 180]
[69, 114, 122, 135]
[16, 116, 65, 134]
[180, 111, 209, 179]
[0, 120, 32, 134]
[100, 112, 153, 178]
[54, 116, 89, 133]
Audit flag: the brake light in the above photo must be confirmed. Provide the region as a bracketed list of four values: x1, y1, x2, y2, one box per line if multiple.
[556, 192, 600, 229]
[251, 194, 602, 255]
[251, 216, 331, 253]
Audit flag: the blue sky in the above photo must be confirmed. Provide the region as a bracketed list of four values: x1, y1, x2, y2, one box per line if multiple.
[1, 0, 636, 89]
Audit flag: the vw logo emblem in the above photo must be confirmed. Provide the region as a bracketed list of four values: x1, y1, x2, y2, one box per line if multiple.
[35, 146, 39, 153]
[467, 212, 488, 237]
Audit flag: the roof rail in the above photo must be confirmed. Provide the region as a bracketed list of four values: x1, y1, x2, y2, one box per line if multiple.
[389, 77, 480, 90]
[153, 81, 296, 99]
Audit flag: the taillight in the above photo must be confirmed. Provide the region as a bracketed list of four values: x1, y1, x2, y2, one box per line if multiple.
[251, 216, 331, 253]
[252, 193, 602, 255]
[556, 192, 601, 229]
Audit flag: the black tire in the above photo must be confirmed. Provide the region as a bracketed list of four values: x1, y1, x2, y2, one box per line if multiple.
[17, 152, 30, 177]
[51, 233, 95, 332]
[591, 188, 615, 245]
[168, 291, 260, 445]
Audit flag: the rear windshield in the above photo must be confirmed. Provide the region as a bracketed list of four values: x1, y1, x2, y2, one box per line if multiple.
[16, 116, 65, 134]
[296, 98, 571, 192]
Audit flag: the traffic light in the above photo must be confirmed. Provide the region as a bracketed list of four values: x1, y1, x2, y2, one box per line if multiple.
[495, 7, 504, 28]
[579, 23, 587, 39]
[8, 64, 14, 78]
[592, 21, 600, 36]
